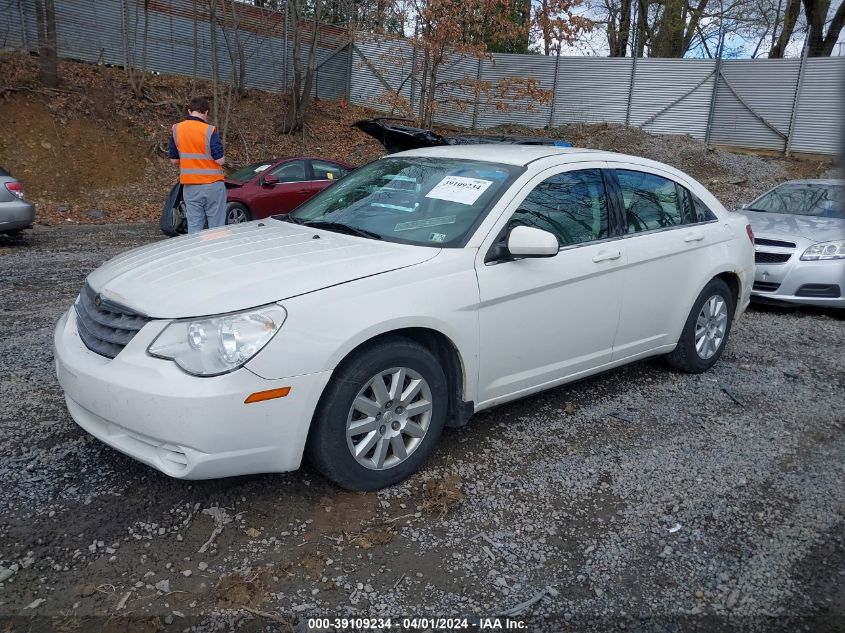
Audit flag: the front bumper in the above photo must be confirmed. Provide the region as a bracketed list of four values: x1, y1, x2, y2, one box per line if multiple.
[54, 308, 333, 479]
[0, 199, 35, 232]
[752, 257, 845, 308]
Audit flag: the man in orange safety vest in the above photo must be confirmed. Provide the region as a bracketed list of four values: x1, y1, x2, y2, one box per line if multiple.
[169, 97, 227, 233]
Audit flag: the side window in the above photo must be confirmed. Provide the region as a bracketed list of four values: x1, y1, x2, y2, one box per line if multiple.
[692, 194, 717, 223]
[270, 161, 307, 183]
[679, 186, 717, 224]
[617, 170, 682, 233]
[312, 160, 346, 181]
[509, 169, 609, 247]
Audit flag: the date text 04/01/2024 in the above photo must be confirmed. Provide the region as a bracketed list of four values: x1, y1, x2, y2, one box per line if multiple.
[306, 617, 528, 630]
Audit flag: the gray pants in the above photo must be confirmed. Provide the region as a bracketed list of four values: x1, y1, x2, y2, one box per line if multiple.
[183, 181, 227, 233]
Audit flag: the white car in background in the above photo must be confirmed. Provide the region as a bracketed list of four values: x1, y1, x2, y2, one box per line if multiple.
[741, 179, 844, 308]
[54, 146, 754, 490]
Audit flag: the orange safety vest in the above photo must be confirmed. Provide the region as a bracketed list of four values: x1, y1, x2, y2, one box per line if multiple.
[172, 119, 224, 185]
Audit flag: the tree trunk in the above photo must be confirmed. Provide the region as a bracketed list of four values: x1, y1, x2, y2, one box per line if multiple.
[636, 0, 649, 56]
[278, 0, 321, 134]
[651, 0, 686, 57]
[804, 0, 845, 56]
[210, 0, 220, 122]
[35, 0, 59, 88]
[131, 0, 151, 98]
[769, 0, 800, 57]
[608, 0, 633, 57]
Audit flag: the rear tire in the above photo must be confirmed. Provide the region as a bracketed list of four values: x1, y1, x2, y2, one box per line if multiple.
[307, 336, 448, 491]
[225, 202, 252, 225]
[666, 278, 734, 374]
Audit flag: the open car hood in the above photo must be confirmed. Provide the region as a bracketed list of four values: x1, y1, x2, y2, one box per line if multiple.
[353, 118, 572, 154]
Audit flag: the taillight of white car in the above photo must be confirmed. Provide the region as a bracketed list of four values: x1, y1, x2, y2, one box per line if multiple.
[745, 224, 754, 245]
[5, 182, 24, 199]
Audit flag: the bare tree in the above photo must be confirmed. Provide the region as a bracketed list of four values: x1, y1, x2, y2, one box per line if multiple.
[278, 0, 322, 134]
[125, 0, 151, 98]
[648, 0, 710, 57]
[769, 0, 801, 56]
[803, 0, 845, 56]
[603, 0, 634, 55]
[34, 0, 59, 87]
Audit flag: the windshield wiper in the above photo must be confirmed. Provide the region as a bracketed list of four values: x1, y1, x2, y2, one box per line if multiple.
[302, 220, 383, 240]
[276, 213, 303, 224]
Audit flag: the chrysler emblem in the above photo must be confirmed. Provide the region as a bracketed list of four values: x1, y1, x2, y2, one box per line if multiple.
[94, 294, 102, 309]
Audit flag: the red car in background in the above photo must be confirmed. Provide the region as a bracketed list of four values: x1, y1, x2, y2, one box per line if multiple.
[160, 157, 354, 236]
[224, 157, 353, 223]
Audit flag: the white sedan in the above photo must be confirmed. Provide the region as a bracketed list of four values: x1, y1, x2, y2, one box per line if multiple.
[54, 146, 754, 490]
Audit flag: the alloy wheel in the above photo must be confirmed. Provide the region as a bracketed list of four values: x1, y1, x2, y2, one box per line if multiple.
[346, 367, 433, 471]
[226, 207, 249, 224]
[694, 295, 728, 360]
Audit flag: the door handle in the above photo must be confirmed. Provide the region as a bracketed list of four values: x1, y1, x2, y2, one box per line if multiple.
[684, 232, 705, 243]
[592, 250, 622, 263]
[297, 189, 310, 194]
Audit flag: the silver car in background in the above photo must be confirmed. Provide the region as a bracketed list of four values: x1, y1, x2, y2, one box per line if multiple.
[741, 179, 844, 308]
[0, 167, 35, 235]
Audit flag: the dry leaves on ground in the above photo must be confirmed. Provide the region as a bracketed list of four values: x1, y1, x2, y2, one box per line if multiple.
[215, 569, 271, 609]
[423, 474, 465, 516]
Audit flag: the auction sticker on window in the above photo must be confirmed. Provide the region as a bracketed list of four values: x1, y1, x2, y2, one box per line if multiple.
[425, 176, 492, 205]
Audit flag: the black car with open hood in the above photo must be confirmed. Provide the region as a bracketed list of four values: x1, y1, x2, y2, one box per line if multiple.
[353, 118, 572, 154]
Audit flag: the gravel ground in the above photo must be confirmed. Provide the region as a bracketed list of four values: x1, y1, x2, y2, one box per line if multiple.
[1, 225, 844, 633]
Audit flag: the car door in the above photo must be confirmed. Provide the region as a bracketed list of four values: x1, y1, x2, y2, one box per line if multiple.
[475, 163, 627, 406]
[606, 165, 726, 360]
[249, 160, 311, 217]
[308, 159, 350, 196]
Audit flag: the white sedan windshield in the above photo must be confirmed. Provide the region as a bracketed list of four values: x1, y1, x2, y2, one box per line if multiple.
[287, 157, 521, 246]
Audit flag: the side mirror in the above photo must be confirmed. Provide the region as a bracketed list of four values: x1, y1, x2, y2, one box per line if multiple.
[507, 226, 559, 258]
[734, 203, 748, 212]
[262, 174, 279, 186]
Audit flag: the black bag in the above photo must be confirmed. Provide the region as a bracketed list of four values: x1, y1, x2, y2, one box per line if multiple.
[159, 183, 187, 237]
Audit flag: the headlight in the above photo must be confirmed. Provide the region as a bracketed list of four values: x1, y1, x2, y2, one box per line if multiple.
[800, 240, 845, 261]
[147, 305, 286, 376]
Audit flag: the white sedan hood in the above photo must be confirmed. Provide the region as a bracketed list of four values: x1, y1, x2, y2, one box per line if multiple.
[87, 220, 439, 318]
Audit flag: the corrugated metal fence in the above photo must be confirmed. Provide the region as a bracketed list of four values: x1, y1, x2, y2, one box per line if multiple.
[0, 0, 350, 99]
[2, 1, 842, 155]
[351, 33, 844, 156]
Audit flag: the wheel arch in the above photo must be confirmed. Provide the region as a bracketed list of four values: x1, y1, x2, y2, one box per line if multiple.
[330, 327, 473, 429]
[226, 199, 252, 212]
[714, 270, 741, 312]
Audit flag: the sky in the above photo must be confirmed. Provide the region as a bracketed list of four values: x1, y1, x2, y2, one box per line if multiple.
[551, 0, 845, 58]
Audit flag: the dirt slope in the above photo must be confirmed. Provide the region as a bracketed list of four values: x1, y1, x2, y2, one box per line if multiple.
[0, 53, 386, 226]
[0, 53, 836, 227]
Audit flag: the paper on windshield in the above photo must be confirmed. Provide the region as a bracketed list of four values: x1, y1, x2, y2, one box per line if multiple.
[425, 176, 493, 205]
[254, 164, 271, 173]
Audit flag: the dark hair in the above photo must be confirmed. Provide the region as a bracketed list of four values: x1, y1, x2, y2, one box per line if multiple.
[188, 96, 210, 114]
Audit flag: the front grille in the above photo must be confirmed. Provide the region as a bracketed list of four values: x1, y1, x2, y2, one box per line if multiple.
[755, 251, 791, 264]
[755, 238, 796, 248]
[753, 281, 781, 293]
[795, 284, 841, 298]
[74, 284, 150, 359]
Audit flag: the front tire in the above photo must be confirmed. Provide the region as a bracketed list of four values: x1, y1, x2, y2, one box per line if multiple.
[666, 278, 734, 373]
[225, 202, 252, 225]
[307, 336, 448, 491]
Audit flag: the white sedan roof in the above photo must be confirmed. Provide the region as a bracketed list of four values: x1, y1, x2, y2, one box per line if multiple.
[394, 144, 655, 168]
